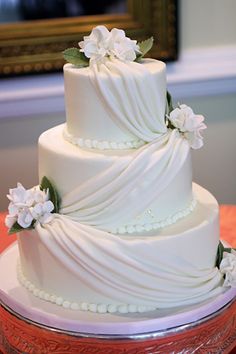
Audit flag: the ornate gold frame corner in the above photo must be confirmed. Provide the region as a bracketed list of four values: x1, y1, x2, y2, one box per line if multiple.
[0, 0, 178, 76]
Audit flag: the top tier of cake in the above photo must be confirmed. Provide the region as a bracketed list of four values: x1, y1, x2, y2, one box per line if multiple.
[63, 59, 166, 147]
[58, 55, 194, 233]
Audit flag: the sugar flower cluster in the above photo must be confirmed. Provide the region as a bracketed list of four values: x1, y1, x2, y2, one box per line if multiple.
[168, 104, 207, 149]
[79, 25, 140, 65]
[5, 183, 54, 229]
[220, 250, 236, 288]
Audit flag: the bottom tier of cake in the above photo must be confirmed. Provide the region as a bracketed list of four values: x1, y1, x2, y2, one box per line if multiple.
[17, 184, 224, 314]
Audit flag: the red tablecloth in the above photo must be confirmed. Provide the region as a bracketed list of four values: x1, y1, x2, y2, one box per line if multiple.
[1, 206, 236, 252]
[0, 212, 17, 253]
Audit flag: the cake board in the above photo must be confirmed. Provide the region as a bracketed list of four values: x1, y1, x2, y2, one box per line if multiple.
[0, 242, 236, 354]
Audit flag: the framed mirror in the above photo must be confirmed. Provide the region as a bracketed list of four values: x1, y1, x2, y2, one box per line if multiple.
[0, 0, 178, 76]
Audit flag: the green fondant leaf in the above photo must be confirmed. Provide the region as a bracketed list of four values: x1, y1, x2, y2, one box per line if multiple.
[9, 221, 34, 235]
[215, 241, 235, 268]
[63, 48, 89, 67]
[40, 176, 60, 213]
[139, 37, 154, 56]
[215, 241, 224, 268]
[135, 37, 154, 62]
[166, 91, 174, 113]
[165, 91, 176, 129]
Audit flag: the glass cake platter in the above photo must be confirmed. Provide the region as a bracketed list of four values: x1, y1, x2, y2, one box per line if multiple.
[0, 242, 236, 338]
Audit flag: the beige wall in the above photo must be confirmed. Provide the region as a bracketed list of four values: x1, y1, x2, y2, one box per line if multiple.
[176, 94, 236, 204]
[0, 114, 64, 210]
[178, 0, 236, 204]
[0, 0, 236, 211]
[180, 0, 236, 50]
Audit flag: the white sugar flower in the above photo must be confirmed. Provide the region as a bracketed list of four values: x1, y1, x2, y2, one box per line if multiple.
[17, 208, 34, 228]
[109, 28, 140, 62]
[5, 182, 54, 231]
[5, 214, 17, 229]
[220, 250, 236, 288]
[7, 183, 32, 208]
[168, 104, 207, 149]
[30, 200, 54, 224]
[31, 185, 49, 204]
[79, 25, 111, 65]
[79, 25, 140, 66]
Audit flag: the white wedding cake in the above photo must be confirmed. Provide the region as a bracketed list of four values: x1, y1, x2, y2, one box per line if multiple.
[6, 26, 236, 314]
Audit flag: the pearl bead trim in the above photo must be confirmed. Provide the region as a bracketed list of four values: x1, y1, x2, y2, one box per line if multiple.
[17, 262, 156, 314]
[63, 126, 145, 150]
[114, 198, 197, 234]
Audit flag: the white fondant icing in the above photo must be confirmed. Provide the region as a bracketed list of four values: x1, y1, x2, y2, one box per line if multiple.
[115, 198, 197, 234]
[89, 59, 167, 142]
[18, 263, 153, 314]
[14, 48, 224, 315]
[63, 125, 145, 150]
[63, 59, 166, 143]
[17, 184, 224, 312]
[39, 124, 193, 233]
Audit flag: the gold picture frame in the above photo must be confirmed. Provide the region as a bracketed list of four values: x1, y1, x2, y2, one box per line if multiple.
[0, 0, 178, 76]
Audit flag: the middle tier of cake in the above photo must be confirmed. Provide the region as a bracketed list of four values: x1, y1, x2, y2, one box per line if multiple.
[39, 124, 193, 234]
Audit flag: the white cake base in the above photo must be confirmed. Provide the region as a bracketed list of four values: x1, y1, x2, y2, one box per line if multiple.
[0, 242, 235, 336]
[17, 184, 224, 313]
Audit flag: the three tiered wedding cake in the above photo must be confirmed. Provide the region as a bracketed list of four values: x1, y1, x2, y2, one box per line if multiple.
[5, 26, 236, 314]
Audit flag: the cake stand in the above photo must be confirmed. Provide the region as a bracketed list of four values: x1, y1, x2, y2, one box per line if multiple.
[0, 240, 236, 354]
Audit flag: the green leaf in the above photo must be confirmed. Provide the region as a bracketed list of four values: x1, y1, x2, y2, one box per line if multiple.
[9, 221, 34, 235]
[40, 176, 60, 213]
[165, 91, 176, 129]
[215, 241, 235, 268]
[166, 91, 174, 113]
[215, 241, 225, 268]
[63, 48, 89, 67]
[135, 37, 154, 62]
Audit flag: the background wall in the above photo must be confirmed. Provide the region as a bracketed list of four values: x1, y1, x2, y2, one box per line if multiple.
[180, 0, 236, 51]
[0, 0, 236, 211]
[176, 0, 236, 203]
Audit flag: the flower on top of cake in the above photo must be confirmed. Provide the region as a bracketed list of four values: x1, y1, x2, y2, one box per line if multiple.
[79, 26, 140, 64]
[63, 25, 153, 67]
[5, 177, 60, 235]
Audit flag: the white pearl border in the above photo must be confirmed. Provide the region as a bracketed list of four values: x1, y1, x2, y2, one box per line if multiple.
[17, 262, 156, 314]
[63, 126, 145, 150]
[115, 198, 197, 234]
